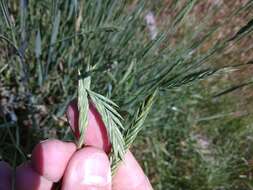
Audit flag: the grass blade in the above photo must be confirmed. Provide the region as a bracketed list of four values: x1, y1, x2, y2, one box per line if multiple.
[20, 0, 28, 54]
[88, 90, 125, 159]
[46, 10, 61, 77]
[124, 89, 158, 148]
[0, 0, 12, 28]
[111, 90, 157, 174]
[35, 29, 43, 86]
[77, 72, 91, 148]
[213, 81, 253, 98]
[172, 0, 197, 27]
[229, 18, 253, 41]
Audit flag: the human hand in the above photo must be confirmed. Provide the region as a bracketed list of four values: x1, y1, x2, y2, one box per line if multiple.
[0, 102, 153, 190]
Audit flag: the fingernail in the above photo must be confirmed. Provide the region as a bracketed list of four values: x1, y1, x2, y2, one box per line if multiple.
[81, 153, 111, 187]
[62, 147, 111, 190]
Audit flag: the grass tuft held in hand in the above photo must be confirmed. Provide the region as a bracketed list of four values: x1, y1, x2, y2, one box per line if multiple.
[77, 70, 158, 172]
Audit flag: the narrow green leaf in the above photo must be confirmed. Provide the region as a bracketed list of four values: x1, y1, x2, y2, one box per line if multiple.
[111, 90, 157, 174]
[88, 90, 119, 108]
[137, 33, 165, 59]
[88, 90, 125, 159]
[213, 81, 253, 98]
[20, 0, 27, 44]
[77, 72, 91, 148]
[229, 18, 253, 41]
[35, 29, 42, 58]
[0, 0, 12, 28]
[119, 59, 135, 85]
[166, 69, 217, 88]
[0, 35, 23, 59]
[67, 0, 78, 19]
[35, 29, 43, 85]
[46, 10, 61, 76]
[51, 0, 59, 19]
[172, 0, 197, 27]
[51, 10, 61, 49]
[124, 89, 158, 148]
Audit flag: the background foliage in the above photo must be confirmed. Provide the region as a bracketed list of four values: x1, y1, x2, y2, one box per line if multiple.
[0, 0, 253, 189]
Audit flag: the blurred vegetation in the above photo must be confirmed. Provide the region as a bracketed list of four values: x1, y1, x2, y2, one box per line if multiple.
[0, 0, 253, 189]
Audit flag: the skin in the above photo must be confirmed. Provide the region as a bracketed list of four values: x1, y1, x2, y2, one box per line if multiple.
[0, 102, 152, 190]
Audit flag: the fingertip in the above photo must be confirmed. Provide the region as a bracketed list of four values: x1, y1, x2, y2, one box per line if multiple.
[66, 100, 80, 138]
[66, 100, 111, 154]
[31, 139, 76, 182]
[16, 162, 53, 190]
[62, 147, 111, 190]
[112, 151, 153, 190]
[86, 103, 111, 154]
[0, 161, 12, 190]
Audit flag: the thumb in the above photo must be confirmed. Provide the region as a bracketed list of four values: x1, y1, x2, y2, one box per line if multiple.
[113, 151, 153, 190]
[61, 147, 111, 190]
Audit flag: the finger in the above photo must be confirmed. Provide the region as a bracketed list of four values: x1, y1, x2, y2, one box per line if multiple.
[112, 151, 153, 190]
[16, 162, 53, 190]
[67, 100, 111, 154]
[31, 139, 76, 182]
[62, 147, 111, 190]
[0, 161, 12, 190]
